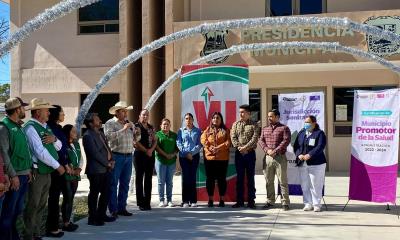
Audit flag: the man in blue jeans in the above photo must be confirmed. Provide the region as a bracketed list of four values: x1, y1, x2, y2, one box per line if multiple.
[104, 101, 139, 217]
[0, 97, 32, 240]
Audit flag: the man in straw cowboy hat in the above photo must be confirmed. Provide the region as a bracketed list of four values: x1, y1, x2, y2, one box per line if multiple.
[104, 101, 139, 218]
[23, 98, 66, 240]
[0, 97, 31, 240]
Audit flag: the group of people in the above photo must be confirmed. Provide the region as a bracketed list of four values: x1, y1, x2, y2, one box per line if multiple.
[0, 97, 327, 240]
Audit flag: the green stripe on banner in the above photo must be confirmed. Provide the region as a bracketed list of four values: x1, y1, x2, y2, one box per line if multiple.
[182, 66, 249, 91]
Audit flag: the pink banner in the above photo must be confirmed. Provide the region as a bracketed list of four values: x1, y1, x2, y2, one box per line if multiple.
[349, 89, 399, 204]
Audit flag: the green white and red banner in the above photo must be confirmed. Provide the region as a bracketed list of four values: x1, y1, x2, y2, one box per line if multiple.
[181, 65, 249, 202]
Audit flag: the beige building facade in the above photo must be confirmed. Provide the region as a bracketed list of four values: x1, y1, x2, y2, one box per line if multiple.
[9, 0, 400, 171]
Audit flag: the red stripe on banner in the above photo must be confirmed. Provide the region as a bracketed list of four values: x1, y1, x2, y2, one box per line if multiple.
[225, 101, 236, 129]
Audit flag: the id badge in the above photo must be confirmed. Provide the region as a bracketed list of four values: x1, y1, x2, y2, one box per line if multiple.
[309, 138, 316, 146]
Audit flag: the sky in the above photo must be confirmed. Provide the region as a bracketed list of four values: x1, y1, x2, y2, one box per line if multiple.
[0, 1, 10, 85]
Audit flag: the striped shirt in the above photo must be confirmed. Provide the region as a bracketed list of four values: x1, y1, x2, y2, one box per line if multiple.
[230, 119, 260, 150]
[104, 117, 135, 154]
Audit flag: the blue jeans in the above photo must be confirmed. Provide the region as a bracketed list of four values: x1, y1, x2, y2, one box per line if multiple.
[0, 175, 29, 240]
[155, 160, 176, 202]
[180, 154, 199, 204]
[235, 150, 256, 203]
[108, 153, 133, 213]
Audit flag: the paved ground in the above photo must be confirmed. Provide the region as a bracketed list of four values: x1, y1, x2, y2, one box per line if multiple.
[55, 172, 400, 240]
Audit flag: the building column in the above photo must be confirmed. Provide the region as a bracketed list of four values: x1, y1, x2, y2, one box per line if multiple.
[142, 0, 165, 126]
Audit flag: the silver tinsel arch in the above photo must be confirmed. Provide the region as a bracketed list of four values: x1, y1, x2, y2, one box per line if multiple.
[144, 41, 400, 111]
[76, 17, 400, 130]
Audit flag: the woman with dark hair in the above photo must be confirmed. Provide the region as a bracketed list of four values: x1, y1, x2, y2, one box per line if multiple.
[61, 124, 83, 231]
[134, 109, 157, 211]
[201, 112, 231, 207]
[176, 113, 202, 208]
[293, 115, 327, 212]
[46, 105, 74, 236]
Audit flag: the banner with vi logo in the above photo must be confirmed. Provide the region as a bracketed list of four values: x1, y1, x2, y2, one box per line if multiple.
[181, 65, 249, 202]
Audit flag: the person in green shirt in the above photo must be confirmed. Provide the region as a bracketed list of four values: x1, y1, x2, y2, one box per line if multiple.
[61, 124, 83, 232]
[155, 118, 178, 207]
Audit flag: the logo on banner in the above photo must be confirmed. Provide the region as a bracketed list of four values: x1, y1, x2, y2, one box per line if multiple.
[201, 30, 229, 64]
[365, 16, 400, 57]
[201, 86, 214, 109]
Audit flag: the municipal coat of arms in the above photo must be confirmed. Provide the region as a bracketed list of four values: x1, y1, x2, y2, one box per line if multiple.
[365, 16, 400, 57]
[200, 30, 229, 64]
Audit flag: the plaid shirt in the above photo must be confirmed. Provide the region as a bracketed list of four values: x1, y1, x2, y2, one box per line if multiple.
[230, 119, 260, 150]
[258, 122, 291, 155]
[104, 117, 135, 154]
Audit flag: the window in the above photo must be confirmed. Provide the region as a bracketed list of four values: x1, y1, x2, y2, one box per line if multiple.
[266, 0, 325, 16]
[78, 0, 119, 34]
[333, 86, 396, 136]
[249, 89, 261, 123]
[80, 93, 119, 132]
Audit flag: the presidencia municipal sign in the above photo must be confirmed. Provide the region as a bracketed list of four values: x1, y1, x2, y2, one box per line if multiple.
[173, 10, 400, 68]
[349, 88, 399, 203]
[181, 65, 249, 201]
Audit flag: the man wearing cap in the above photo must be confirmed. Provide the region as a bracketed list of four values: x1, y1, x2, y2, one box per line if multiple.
[104, 101, 138, 217]
[23, 98, 66, 240]
[0, 97, 32, 240]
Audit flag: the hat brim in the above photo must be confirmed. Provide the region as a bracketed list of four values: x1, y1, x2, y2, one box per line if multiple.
[30, 104, 56, 110]
[109, 106, 133, 115]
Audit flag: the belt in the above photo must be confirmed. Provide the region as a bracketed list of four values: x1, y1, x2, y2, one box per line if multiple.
[112, 152, 132, 156]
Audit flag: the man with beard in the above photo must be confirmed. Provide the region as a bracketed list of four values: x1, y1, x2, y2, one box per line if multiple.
[0, 97, 32, 240]
[258, 109, 291, 211]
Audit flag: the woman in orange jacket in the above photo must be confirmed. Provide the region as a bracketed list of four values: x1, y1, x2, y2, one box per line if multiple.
[201, 112, 231, 207]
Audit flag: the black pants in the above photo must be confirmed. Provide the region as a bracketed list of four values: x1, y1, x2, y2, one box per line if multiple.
[235, 150, 256, 204]
[61, 180, 78, 223]
[205, 159, 229, 197]
[46, 171, 68, 232]
[134, 153, 155, 208]
[180, 154, 199, 204]
[87, 172, 110, 223]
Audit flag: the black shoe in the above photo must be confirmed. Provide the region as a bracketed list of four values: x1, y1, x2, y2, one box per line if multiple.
[88, 220, 104, 226]
[144, 205, 152, 211]
[118, 209, 133, 216]
[218, 200, 225, 207]
[263, 203, 274, 209]
[34, 237, 43, 240]
[282, 205, 290, 211]
[139, 206, 146, 211]
[208, 200, 214, 208]
[232, 202, 244, 208]
[103, 215, 116, 222]
[247, 202, 256, 209]
[62, 222, 79, 232]
[46, 231, 64, 238]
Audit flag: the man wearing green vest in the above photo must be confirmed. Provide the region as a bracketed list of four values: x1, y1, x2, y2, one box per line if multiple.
[0, 97, 32, 240]
[23, 98, 66, 240]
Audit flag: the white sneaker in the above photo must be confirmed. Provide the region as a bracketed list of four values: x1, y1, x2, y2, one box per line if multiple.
[314, 206, 321, 212]
[167, 201, 174, 207]
[182, 203, 190, 208]
[303, 204, 313, 211]
[190, 203, 197, 207]
[158, 201, 166, 207]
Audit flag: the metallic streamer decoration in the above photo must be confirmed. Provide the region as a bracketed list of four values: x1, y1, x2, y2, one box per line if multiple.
[145, 41, 400, 111]
[0, 0, 100, 57]
[76, 17, 400, 130]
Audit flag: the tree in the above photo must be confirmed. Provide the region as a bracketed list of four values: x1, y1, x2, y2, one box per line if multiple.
[0, 83, 10, 102]
[0, 18, 7, 45]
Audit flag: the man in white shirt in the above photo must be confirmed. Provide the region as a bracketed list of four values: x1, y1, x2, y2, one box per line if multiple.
[23, 98, 65, 240]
